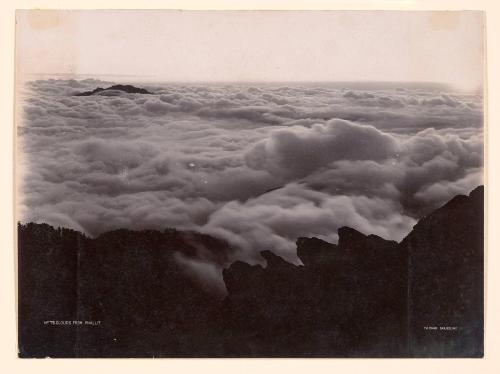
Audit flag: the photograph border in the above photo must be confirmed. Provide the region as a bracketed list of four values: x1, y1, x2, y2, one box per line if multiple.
[1, 0, 499, 373]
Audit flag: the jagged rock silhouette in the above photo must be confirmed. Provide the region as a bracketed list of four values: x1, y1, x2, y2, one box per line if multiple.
[402, 185, 484, 357]
[17, 186, 483, 357]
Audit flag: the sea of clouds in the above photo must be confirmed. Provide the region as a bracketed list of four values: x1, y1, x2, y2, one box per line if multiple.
[18, 79, 483, 272]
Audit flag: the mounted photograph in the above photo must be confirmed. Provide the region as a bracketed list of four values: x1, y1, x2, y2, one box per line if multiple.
[15, 10, 485, 358]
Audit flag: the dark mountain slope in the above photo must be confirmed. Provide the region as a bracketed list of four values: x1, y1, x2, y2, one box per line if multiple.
[402, 186, 484, 357]
[219, 186, 483, 357]
[18, 224, 86, 357]
[220, 226, 407, 357]
[18, 224, 232, 357]
[17, 186, 484, 357]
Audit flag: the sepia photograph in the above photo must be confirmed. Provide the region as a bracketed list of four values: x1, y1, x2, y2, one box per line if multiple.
[15, 9, 485, 358]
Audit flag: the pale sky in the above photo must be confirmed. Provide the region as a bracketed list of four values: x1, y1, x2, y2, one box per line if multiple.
[16, 10, 484, 91]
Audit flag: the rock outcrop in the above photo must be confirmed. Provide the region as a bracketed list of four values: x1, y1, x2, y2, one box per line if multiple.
[18, 225, 231, 357]
[17, 186, 484, 357]
[402, 186, 484, 357]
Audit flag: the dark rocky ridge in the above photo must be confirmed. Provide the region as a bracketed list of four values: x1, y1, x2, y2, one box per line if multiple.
[75, 84, 152, 96]
[402, 186, 484, 357]
[17, 186, 483, 357]
[221, 226, 407, 357]
[18, 226, 232, 357]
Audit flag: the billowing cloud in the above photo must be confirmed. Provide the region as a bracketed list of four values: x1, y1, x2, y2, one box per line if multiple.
[245, 120, 399, 178]
[201, 183, 416, 265]
[17, 79, 484, 287]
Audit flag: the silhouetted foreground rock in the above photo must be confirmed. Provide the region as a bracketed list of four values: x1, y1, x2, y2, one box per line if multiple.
[402, 185, 484, 357]
[75, 84, 152, 96]
[17, 186, 483, 357]
[18, 226, 231, 357]
[221, 228, 406, 357]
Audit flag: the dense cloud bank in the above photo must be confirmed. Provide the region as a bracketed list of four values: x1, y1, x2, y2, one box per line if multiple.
[18, 79, 483, 267]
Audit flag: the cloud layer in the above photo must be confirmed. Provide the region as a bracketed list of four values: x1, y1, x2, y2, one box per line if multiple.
[18, 79, 483, 269]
